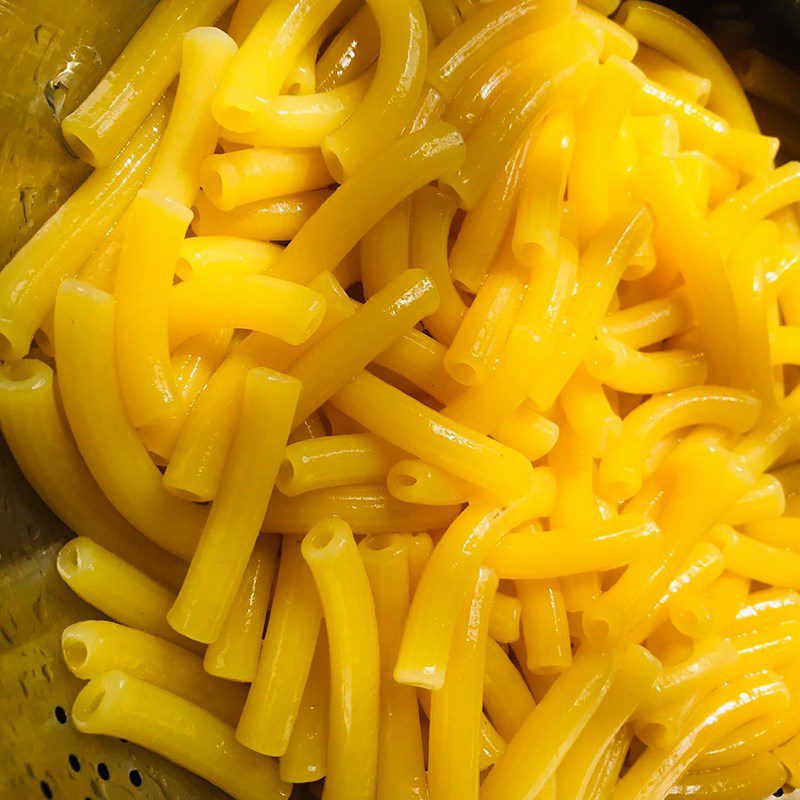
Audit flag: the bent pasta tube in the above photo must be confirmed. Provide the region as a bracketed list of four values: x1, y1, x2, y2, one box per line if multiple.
[61, 620, 245, 726]
[361, 200, 412, 299]
[0, 359, 184, 590]
[387, 459, 474, 506]
[175, 236, 282, 281]
[633, 45, 711, 104]
[72, 671, 289, 800]
[302, 518, 380, 800]
[0, 99, 168, 361]
[169, 368, 300, 643]
[273, 123, 464, 285]
[62, 0, 234, 167]
[675, 753, 787, 800]
[54, 281, 206, 559]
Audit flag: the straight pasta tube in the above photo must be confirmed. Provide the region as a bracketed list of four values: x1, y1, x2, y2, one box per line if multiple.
[302, 519, 380, 800]
[72, 671, 290, 800]
[168, 368, 300, 643]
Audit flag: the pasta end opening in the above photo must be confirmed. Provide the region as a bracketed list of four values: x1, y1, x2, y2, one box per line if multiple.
[62, 635, 89, 672]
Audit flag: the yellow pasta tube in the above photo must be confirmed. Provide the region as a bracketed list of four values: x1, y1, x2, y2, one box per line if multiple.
[444, 247, 527, 386]
[61, 620, 245, 726]
[600, 293, 693, 349]
[203, 537, 280, 682]
[302, 518, 380, 800]
[617, 0, 758, 130]
[169, 368, 300, 643]
[487, 514, 660, 579]
[556, 645, 661, 800]
[585, 727, 631, 800]
[213, 0, 341, 131]
[360, 536, 428, 800]
[201, 147, 331, 210]
[330, 371, 535, 499]
[726, 588, 800, 636]
[675, 753, 787, 800]
[428, 567, 498, 800]
[734, 388, 800, 475]
[576, 5, 638, 61]
[724, 474, 785, 525]
[278, 433, 404, 496]
[732, 619, 800, 673]
[633, 155, 738, 383]
[321, 0, 427, 179]
[743, 517, 800, 550]
[221, 72, 372, 149]
[361, 200, 413, 299]
[517, 578, 573, 674]
[560, 366, 622, 458]
[736, 48, 800, 118]
[440, 37, 601, 209]
[54, 281, 206, 559]
[569, 57, 641, 246]
[483, 636, 535, 741]
[387, 459, 474, 506]
[711, 524, 800, 589]
[395, 482, 554, 689]
[513, 110, 574, 264]
[289, 269, 438, 424]
[448, 139, 528, 298]
[143, 28, 236, 206]
[675, 151, 712, 213]
[316, 6, 380, 91]
[711, 162, 800, 258]
[279, 631, 329, 784]
[613, 670, 791, 800]
[226, 0, 269, 44]
[409, 186, 465, 342]
[176, 236, 282, 281]
[273, 123, 464, 285]
[633, 45, 712, 104]
[114, 189, 191, 426]
[599, 386, 760, 501]
[168, 274, 326, 348]
[425, 0, 574, 100]
[192, 188, 332, 240]
[630, 114, 680, 159]
[0, 359, 184, 590]
[237, 538, 323, 756]
[0, 99, 168, 361]
[57, 538, 198, 652]
[529, 201, 653, 409]
[480, 647, 618, 800]
[488, 591, 522, 644]
[72, 671, 289, 800]
[262, 485, 461, 534]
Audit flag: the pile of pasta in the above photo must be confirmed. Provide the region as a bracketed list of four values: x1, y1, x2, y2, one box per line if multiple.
[4, 0, 800, 798]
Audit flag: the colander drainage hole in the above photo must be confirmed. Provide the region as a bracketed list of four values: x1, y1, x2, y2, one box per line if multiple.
[68, 754, 81, 772]
[39, 780, 52, 798]
[129, 769, 142, 787]
[54, 705, 67, 724]
[97, 762, 110, 780]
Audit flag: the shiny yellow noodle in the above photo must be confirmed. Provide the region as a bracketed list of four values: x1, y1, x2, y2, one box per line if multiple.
[61, 0, 233, 167]
[302, 518, 380, 800]
[261, 485, 461, 534]
[72, 671, 289, 800]
[428, 567, 497, 800]
[361, 200, 412, 299]
[600, 292, 693, 349]
[360, 536, 428, 800]
[395, 482, 554, 690]
[204, 537, 280, 682]
[723, 474, 785, 526]
[61, 620, 245, 726]
[517, 577, 573, 674]
[409, 186, 466, 343]
[387, 459, 475, 506]
[175, 236, 282, 281]
[632, 45, 711, 104]
[143, 28, 237, 206]
[556, 644, 660, 800]
[480, 646, 618, 800]
[54, 281, 205, 559]
[168, 368, 300, 644]
[483, 637, 535, 739]
[617, 0, 757, 129]
[673, 752, 787, 800]
[0, 358, 184, 590]
[237, 538, 322, 756]
[0, 99, 168, 361]
[192, 188, 331, 241]
[316, 6, 380, 91]
[271, 123, 464, 285]
[486, 514, 659, 579]
[488, 591, 522, 644]
[559, 366, 622, 458]
[575, 5, 638, 61]
[599, 386, 760, 502]
[57, 538, 199, 653]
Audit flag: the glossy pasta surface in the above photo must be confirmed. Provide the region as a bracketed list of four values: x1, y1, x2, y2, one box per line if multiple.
[3, 1, 800, 799]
